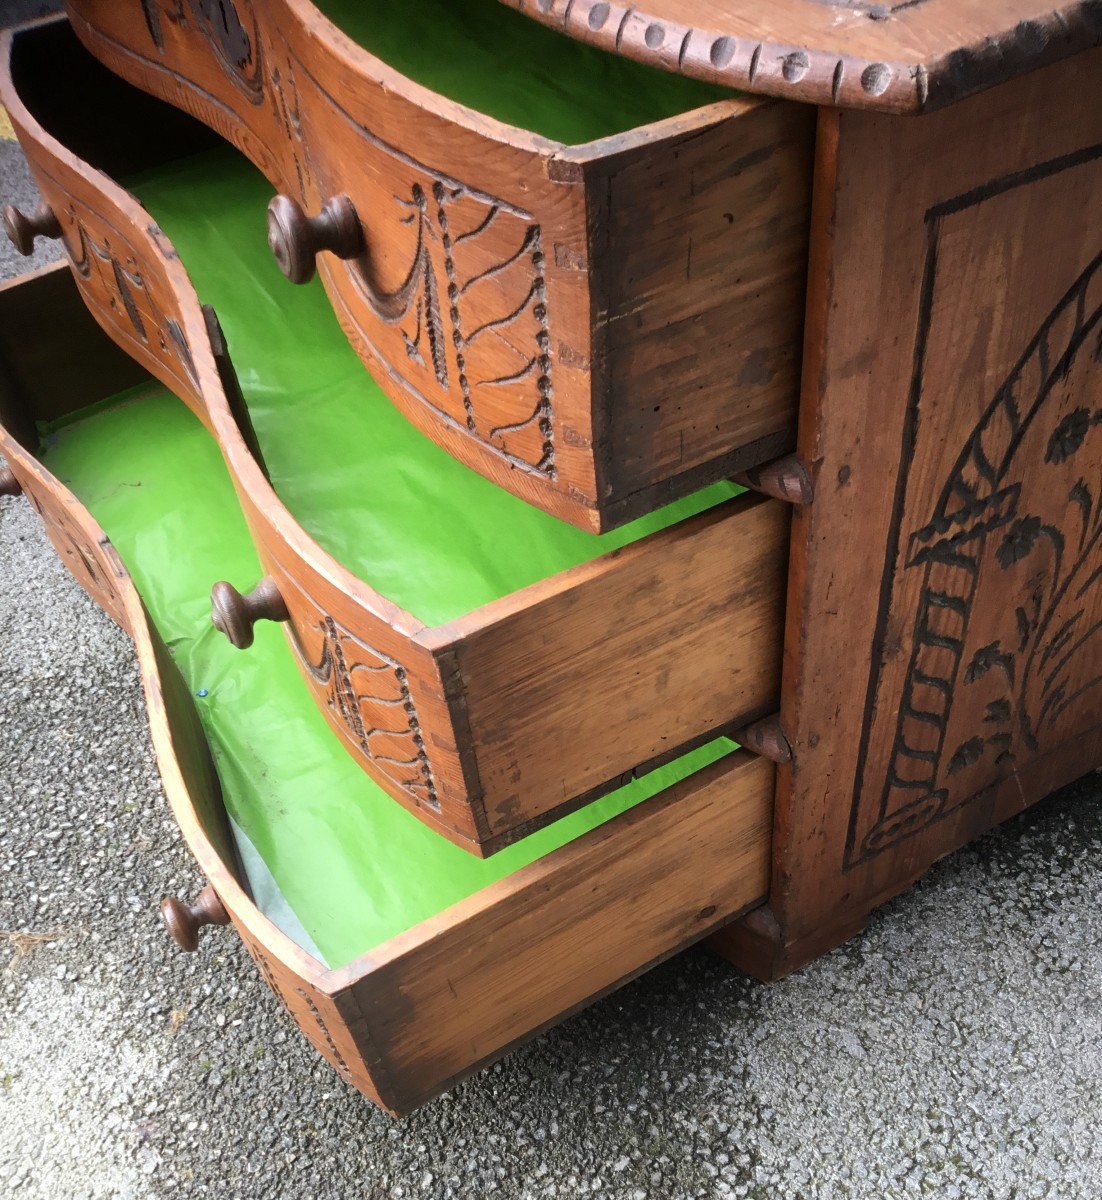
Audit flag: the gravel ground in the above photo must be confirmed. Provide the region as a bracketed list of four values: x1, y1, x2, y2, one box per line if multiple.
[1, 79, 1101, 1200]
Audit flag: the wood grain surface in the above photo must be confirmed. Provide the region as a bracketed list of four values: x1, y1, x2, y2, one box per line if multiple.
[713, 48, 1102, 978]
[0, 276, 774, 1113]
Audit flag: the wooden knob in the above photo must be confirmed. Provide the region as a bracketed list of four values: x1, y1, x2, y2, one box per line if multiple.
[733, 453, 814, 506]
[161, 885, 230, 952]
[733, 713, 793, 764]
[267, 193, 362, 284]
[3, 201, 61, 257]
[0, 466, 23, 497]
[211, 576, 289, 649]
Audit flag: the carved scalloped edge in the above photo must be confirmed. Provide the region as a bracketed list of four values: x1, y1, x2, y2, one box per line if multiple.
[502, 0, 1102, 114]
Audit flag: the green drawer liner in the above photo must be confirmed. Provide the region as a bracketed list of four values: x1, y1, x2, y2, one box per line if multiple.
[125, 146, 740, 627]
[41, 386, 735, 969]
[316, 0, 734, 145]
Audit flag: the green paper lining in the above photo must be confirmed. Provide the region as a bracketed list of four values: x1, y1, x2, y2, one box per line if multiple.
[315, 0, 734, 145]
[124, 146, 740, 628]
[40, 385, 736, 969]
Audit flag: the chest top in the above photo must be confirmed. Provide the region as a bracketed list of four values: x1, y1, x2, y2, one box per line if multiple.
[499, 0, 1101, 113]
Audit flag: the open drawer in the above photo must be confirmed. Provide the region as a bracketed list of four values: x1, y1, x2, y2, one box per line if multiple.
[63, 0, 814, 531]
[2, 19, 790, 856]
[0, 264, 774, 1116]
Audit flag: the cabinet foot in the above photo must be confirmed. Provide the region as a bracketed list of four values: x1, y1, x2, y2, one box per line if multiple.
[707, 905, 869, 982]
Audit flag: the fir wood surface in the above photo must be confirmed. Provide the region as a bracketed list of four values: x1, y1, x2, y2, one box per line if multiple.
[0, 272, 774, 1112]
[713, 48, 1102, 978]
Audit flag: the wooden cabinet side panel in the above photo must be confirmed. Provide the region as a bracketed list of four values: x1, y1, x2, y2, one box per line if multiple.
[765, 50, 1102, 952]
[339, 751, 774, 1114]
[596, 100, 814, 513]
[447, 494, 787, 837]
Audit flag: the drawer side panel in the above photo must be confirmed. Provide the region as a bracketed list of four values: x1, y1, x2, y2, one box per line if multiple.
[337, 750, 774, 1115]
[447, 493, 788, 838]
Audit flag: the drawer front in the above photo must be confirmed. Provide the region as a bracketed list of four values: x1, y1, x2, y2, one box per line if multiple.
[0, 436, 131, 631]
[176, 740, 776, 1117]
[227, 478, 479, 846]
[0, 76, 208, 425]
[66, 0, 813, 530]
[177, 709, 775, 1118]
[225, 465, 788, 854]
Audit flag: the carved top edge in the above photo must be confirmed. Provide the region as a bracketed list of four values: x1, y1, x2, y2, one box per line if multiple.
[499, 0, 1102, 114]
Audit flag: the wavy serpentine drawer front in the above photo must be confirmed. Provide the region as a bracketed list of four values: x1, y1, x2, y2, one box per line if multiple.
[63, 0, 814, 531]
[2, 20, 789, 856]
[0, 264, 775, 1116]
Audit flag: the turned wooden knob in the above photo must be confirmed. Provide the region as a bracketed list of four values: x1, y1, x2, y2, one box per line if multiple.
[211, 576, 289, 648]
[267, 193, 362, 284]
[3, 200, 61, 256]
[0, 466, 23, 497]
[161, 885, 230, 952]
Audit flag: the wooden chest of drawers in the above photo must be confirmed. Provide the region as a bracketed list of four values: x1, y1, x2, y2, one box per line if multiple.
[1, 0, 1100, 1116]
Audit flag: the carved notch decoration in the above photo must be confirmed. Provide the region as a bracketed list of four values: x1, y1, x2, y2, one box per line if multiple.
[299, 76, 558, 481]
[280, 579, 440, 812]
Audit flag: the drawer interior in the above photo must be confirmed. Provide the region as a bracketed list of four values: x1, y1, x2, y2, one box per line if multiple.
[12, 26, 744, 626]
[39, 382, 738, 968]
[102, 136, 738, 626]
[315, 0, 734, 143]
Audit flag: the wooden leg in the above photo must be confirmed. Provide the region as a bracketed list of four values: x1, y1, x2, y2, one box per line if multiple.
[707, 906, 869, 983]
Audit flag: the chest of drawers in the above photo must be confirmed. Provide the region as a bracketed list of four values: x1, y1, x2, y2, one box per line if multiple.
[1, 0, 1099, 1115]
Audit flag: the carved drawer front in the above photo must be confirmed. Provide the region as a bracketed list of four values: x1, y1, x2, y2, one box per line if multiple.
[227, 461, 788, 856]
[0, 441, 130, 632]
[2, 20, 791, 856]
[209, 746, 775, 1116]
[0, 28, 211, 431]
[66, 0, 814, 531]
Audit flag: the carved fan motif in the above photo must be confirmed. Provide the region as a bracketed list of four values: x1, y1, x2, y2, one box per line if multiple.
[346, 175, 555, 479]
[858, 250, 1102, 857]
[290, 614, 439, 811]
